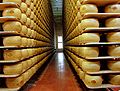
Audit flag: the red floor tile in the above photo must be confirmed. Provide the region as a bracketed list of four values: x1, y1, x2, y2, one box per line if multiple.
[28, 52, 82, 91]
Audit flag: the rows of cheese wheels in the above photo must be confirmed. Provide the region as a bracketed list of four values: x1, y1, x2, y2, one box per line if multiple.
[63, 0, 120, 87]
[2, 0, 54, 41]
[4, 47, 52, 60]
[4, 50, 53, 75]
[6, 53, 52, 88]
[65, 50, 120, 86]
[0, 0, 54, 89]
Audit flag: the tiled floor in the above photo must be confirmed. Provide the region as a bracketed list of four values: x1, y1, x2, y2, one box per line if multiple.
[28, 52, 82, 91]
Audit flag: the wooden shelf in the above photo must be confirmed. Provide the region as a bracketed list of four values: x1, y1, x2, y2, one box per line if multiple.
[0, 2, 18, 10]
[0, 87, 20, 91]
[84, 27, 120, 33]
[66, 42, 120, 47]
[81, 13, 120, 19]
[0, 17, 18, 23]
[85, 56, 120, 61]
[0, 60, 19, 63]
[83, 80, 120, 89]
[0, 74, 19, 78]
[0, 31, 19, 36]
[81, 0, 120, 6]
[86, 70, 120, 75]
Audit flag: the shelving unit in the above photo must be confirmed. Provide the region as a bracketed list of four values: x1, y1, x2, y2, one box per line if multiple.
[63, 0, 120, 90]
[0, 0, 55, 90]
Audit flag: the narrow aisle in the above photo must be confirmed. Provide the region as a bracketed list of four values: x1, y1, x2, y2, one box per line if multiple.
[28, 52, 82, 91]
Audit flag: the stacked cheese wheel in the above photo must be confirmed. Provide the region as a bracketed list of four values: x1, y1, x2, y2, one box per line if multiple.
[64, 0, 120, 88]
[0, 0, 54, 89]
[105, 4, 120, 85]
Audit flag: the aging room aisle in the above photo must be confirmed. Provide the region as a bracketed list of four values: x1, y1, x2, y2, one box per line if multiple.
[27, 52, 82, 91]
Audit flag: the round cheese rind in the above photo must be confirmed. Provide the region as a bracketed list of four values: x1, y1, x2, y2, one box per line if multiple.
[4, 50, 22, 60]
[105, 4, 120, 13]
[3, 36, 22, 47]
[3, 21, 22, 33]
[108, 61, 120, 71]
[82, 61, 100, 72]
[3, 8, 21, 19]
[105, 18, 120, 27]
[6, 75, 24, 88]
[20, 2, 27, 13]
[84, 74, 103, 87]
[3, 0, 22, 5]
[107, 32, 120, 42]
[80, 4, 98, 15]
[20, 14, 27, 24]
[3, 63, 23, 75]
[81, 18, 99, 29]
[108, 46, 120, 56]
[109, 75, 120, 85]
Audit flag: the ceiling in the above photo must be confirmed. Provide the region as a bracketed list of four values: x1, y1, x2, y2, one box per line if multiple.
[50, 0, 63, 24]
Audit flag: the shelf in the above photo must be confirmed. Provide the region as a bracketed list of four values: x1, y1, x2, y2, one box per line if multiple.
[0, 31, 19, 36]
[0, 74, 19, 78]
[66, 42, 120, 47]
[85, 56, 120, 61]
[86, 70, 120, 75]
[81, 13, 120, 19]
[0, 87, 20, 91]
[0, 60, 19, 63]
[81, 0, 120, 6]
[0, 2, 18, 10]
[84, 27, 120, 33]
[0, 17, 18, 23]
[83, 80, 120, 89]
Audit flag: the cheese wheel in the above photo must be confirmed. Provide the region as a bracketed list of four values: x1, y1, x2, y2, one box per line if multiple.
[26, 8, 31, 17]
[6, 75, 24, 88]
[108, 46, 120, 56]
[26, 28, 32, 37]
[27, 39, 32, 47]
[21, 25, 28, 36]
[109, 75, 120, 85]
[3, 8, 21, 19]
[81, 18, 99, 29]
[27, 59, 32, 67]
[108, 61, 120, 71]
[4, 50, 22, 60]
[80, 47, 99, 57]
[26, 18, 31, 27]
[33, 0, 37, 5]
[107, 32, 120, 42]
[20, 14, 27, 24]
[3, 63, 23, 75]
[105, 4, 120, 13]
[20, 2, 27, 13]
[3, 36, 22, 47]
[3, 0, 22, 5]
[25, 0, 31, 6]
[30, 30, 35, 38]
[21, 38, 28, 47]
[21, 49, 29, 59]
[82, 61, 100, 72]
[105, 18, 120, 27]
[22, 61, 28, 71]
[30, 12, 34, 20]
[80, 4, 98, 15]
[3, 21, 22, 33]
[67, 33, 100, 45]
[30, 3, 34, 10]
[84, 74, 103, 87]
[23, 71, 29, 82]
[30, 20, 34, 29]
[78, 68, 85, 80]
